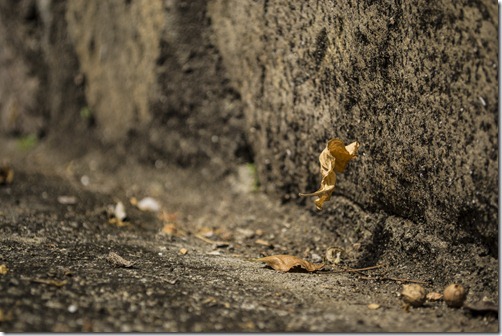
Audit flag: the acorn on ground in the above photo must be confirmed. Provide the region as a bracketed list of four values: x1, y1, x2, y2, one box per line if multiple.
[444, 284, 467, 308]
[401, 284, 426, 307]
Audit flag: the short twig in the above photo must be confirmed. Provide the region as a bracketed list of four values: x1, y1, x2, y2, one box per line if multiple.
[21, 276, 68, 287]
[358, 275, 428, 285]
[332, 264, 386, 273]
[194, 234, 229, 247]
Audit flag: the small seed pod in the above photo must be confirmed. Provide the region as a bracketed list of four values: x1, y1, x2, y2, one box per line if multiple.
[401, 284, 426, 307]
[444, 284, 466, 308]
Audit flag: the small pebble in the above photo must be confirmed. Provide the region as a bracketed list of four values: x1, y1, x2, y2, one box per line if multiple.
[368, 303, 380, 310]
[137, 197, 161, 212]
[68, 304, 77, 313]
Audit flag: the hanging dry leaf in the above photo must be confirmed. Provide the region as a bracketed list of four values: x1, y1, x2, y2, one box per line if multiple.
[299, 138, 359, 210]
[0, 264, 8, 275]
[256, 255, 324, 272]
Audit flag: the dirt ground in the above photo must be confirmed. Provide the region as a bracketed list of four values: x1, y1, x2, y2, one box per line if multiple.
[0, 136, 498, 332]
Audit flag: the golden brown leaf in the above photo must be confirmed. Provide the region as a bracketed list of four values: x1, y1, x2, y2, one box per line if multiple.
[426, 291, 443, 301]
[256, 254, 324, 272]
[162, 223, 178, 236]
[0, 264, 8, 275]
[255, 239, 272, 247]
[0, 309, 13, 322]
[367, 303, 381, 310]
[299, 138, 359, 210]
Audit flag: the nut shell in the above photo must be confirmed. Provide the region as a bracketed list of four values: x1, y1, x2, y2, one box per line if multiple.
[444, 284, 466, 308]
[401, 284, 426, 307]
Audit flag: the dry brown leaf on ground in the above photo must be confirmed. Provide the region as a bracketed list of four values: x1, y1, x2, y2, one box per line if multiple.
[256, 255, 325, 272]
[0, 164, 14, 185]
[367, 303, 381, 310]
[26, 278, 68, 287]
[426, 292, 443, 301]
[299, 138, 359, 210]
[0, 264, 8, 275]
[106, 251, 135, 268]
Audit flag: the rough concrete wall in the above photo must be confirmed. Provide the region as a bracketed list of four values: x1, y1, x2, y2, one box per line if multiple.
[0, 0, 46, 135]
[65, 0, 164, 142]
[208, 0, 498, 253]
[146, 1, 249, 168]
[0, 0, 89, 137]
[64, 0, 248, 167]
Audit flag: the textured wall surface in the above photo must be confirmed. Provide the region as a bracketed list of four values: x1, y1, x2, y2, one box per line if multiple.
[66, 0, 164, 141]
[0, 0, 497, 267]
[208, 0, 498, 254]
[64, 0, 248, 167]
[0, 0, 87, 136]
[0, 1, 46, 135]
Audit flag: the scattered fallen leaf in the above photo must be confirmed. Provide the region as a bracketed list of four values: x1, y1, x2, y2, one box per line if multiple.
[235, 228, 255, 240]
[195, 234, 230, 248]
[215, 227, 233, 241]
[299, 138, 359, 210]
[114, 201, 127, 220]
[30, 278, 68, 287]
[162, 223, 177, 235]
[0, 264, 8, 275]
[326, 247, 344, 264]
[158, 211, 179, 223]
[179, 248, 188, 255]
[0, 308, 13, 322]
[0, 164, 14, 185]
[57, 195, 77, 205]
[368, 303, 381, 310]
[198, 226, 215, 238]
[135, 197, 161, 212]
[426, 292, 443, 301]
[256, 255, 325, 272]
[107, 201, 128, 226]
[158, 211, 186, 237]
[255, 239, 272, 247]
[106, 251, 134, 268]
[202, 296, 218, 306]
